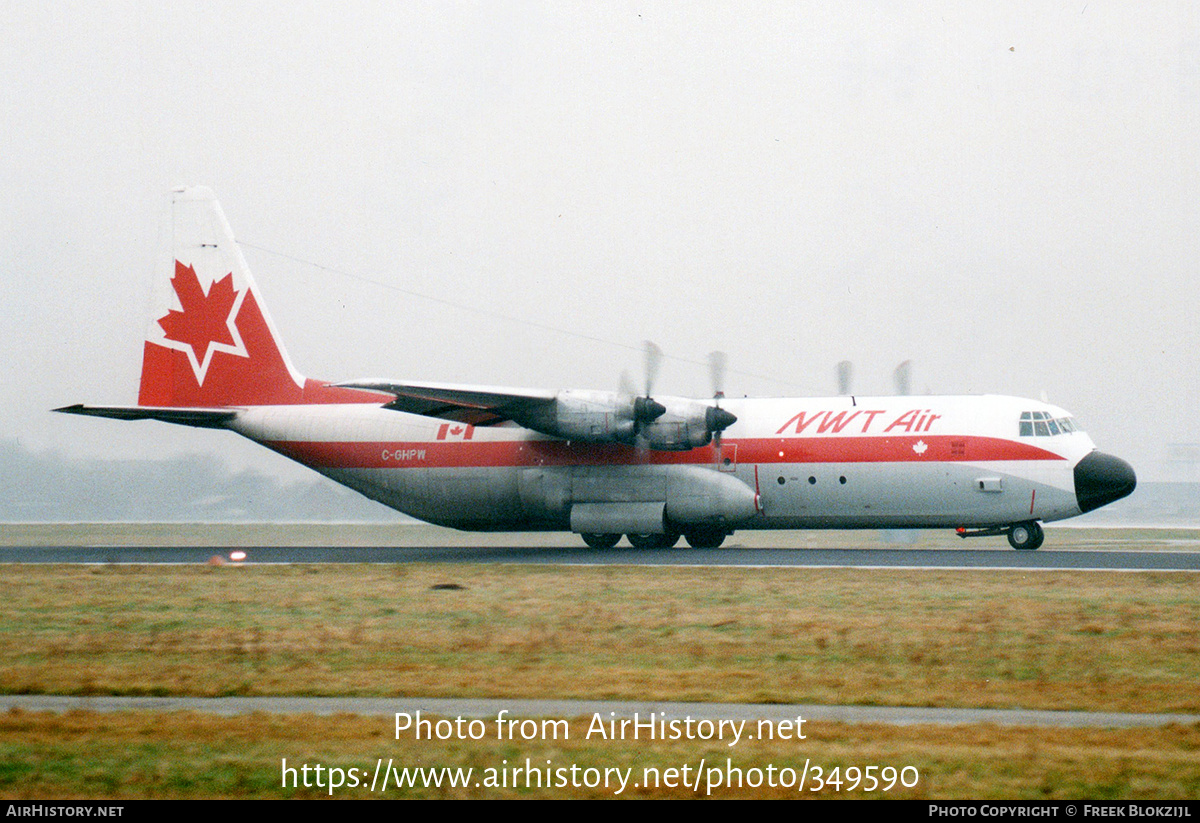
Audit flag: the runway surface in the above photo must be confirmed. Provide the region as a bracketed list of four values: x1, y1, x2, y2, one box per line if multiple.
[4, 545, 1200, 571]
[5, 695, 1197, 729]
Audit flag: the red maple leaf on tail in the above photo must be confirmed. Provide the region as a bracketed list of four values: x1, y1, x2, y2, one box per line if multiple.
[157, 261, 240, 371]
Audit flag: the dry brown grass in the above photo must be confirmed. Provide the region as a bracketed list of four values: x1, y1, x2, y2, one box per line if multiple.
[2, 709, 1197, 799]
[1, 564, 1196, 713]
[3, 561, 1199, 799]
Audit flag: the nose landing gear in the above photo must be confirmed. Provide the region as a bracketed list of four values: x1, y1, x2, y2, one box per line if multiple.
[1006, 521, 1044, 551]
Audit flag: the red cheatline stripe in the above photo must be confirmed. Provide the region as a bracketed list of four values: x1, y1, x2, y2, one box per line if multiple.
[263, 435, 1066, 470]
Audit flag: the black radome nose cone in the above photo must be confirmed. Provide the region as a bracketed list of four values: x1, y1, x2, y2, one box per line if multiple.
[1075, 451, 1137, 514]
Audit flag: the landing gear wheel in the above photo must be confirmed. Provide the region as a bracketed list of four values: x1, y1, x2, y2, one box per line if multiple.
[683, 527, 728, 549]
[657, 531, 682, 548]
[580, 533, 621, 549]
[627, 532, 682, 549]
[1007, 521, 1044, 551]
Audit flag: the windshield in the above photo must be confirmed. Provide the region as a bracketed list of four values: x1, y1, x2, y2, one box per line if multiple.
[1019, 410, 1082, 437]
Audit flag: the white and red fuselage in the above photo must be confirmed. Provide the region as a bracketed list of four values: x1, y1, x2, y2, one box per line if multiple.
[231, 394, 1098, 532]
[59, 188, 1136, 548]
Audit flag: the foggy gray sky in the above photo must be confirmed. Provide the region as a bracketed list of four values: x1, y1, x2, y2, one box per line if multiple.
[3, 3, 1198, 482]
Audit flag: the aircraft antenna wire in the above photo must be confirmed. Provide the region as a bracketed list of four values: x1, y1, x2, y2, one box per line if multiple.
[237, 240, 802, 390]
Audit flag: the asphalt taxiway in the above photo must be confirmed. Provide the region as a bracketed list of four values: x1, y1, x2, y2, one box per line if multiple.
[5, 695, 1197, 729]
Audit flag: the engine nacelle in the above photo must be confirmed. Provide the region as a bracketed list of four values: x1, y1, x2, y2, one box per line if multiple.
[638, 401, 715, 450]
[510, 391, 736, 451]
[509, 390, 636, 444]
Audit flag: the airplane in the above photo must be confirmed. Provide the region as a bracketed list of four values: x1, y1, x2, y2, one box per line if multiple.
[56, 187, 1137, 551]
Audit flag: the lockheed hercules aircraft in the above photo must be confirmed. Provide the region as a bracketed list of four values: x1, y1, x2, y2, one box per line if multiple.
[58, 188, 1136, 549]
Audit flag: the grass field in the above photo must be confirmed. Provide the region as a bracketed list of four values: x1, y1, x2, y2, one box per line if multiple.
[4, 710, 1198, 799]
[2, 526, 1198, 799]
[2, 564, 1198, 712]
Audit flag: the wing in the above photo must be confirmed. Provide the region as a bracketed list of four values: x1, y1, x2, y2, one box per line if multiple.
[335, 380, 557, 426]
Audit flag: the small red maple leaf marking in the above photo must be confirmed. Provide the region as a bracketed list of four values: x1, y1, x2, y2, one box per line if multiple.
[158, 261, 240, 371]
[449, 426, 464, 436]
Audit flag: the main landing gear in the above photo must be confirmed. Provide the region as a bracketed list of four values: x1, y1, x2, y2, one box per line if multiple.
[955, 520, 1045, 551]
[627, 532, 681, 549]
[580, 529, 730, 549]
[681, 526, 728, 549]
[580, 533, 621, 549]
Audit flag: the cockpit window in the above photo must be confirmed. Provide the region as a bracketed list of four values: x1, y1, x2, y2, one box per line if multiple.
[1019, 411, 1080, 437]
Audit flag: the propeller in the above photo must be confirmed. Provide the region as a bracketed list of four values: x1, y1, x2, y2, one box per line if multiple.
[708, 350, 727, 399]
[893, 360, 912, 396]
[618, 342, 667, 449]
[643, 341, 662, 399]
[836, 359, 913, 396]
[706, 350, 737, 446]
[622, 343, 735, 450]
[636, 341, 667, 425]
[837, 360, 853, 396]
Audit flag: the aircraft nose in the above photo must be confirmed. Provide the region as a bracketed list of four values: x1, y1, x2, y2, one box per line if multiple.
[1074, 451, 1137, 514]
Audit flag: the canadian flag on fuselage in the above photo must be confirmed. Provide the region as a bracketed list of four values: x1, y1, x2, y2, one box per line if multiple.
[138, 187, 376, 409]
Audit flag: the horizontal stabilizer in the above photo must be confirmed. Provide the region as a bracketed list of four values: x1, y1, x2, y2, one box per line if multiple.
[336, 380, 557, 426]
[54, 404, 237, 429]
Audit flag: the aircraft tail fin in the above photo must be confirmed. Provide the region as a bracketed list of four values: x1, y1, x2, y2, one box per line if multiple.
[137, 187, 370, 408]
